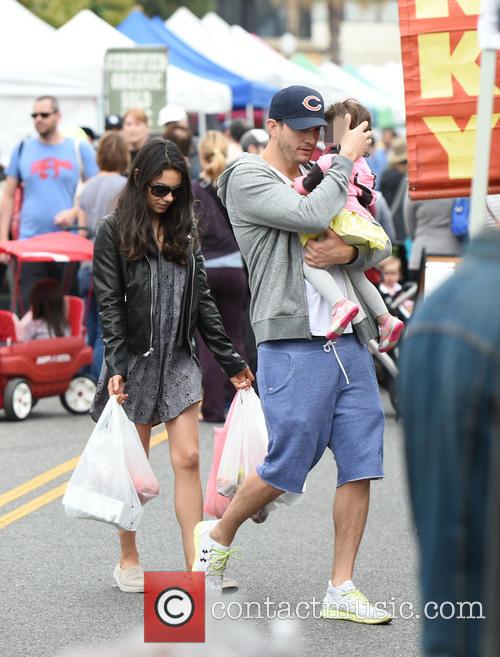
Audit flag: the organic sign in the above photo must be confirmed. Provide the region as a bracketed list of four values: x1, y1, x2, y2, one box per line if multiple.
[104, 48, 167, 128]
[398, 0, 500, 198]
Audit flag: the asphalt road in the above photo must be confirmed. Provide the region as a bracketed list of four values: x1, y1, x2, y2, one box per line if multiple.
[0, 392, 421, 657]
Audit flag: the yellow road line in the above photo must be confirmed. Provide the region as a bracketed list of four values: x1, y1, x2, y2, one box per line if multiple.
[0, 482, 68, 529]
[0, 430, 168, 525]
[150, 429, 168, 448]
[0, 457, 79, 509]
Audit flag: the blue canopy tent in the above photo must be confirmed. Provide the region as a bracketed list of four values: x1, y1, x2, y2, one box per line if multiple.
[118, 11, 276, 109]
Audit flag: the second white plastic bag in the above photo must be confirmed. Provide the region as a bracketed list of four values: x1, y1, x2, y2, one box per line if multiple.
[216, 388, 268, 498]
[62, 396, 159, 531]
[215, 389, 305, 512]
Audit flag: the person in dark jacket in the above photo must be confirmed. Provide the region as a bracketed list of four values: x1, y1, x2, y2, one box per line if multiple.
[91, 138, 253, 594]
[379, 138, 408, 243]
[192, 130, 249, 422]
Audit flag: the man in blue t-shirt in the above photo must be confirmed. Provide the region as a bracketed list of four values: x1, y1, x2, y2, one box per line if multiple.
[0, 95, 98, 310]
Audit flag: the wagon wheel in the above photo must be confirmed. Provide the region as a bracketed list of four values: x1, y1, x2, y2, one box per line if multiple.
[60, 375, 96, 415]
[4, 378, 33, 421]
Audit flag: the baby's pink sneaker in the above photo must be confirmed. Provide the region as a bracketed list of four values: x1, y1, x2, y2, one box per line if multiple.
[326, 298, 360, 340]
[293, 175, 308, 195]
[378, 316, 405, 352]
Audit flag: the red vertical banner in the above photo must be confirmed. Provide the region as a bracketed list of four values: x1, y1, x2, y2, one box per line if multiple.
[398, 0, 500, 199]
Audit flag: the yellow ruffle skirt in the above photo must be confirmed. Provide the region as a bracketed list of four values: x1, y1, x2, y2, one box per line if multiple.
[300, 208, 389, 251]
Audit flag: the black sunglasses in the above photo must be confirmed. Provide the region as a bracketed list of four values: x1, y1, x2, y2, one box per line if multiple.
[148, 183, 183, 198]
[31, 111, 57, 119]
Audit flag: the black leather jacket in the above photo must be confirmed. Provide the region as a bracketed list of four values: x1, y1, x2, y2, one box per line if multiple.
[93, 213, 247, 379]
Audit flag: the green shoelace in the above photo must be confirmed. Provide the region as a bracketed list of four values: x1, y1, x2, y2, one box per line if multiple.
[207, 547, 242, 576]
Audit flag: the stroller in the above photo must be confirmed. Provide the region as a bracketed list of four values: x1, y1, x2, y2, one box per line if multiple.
[0, 231, 96, 421]
[369, 282, 418, 415]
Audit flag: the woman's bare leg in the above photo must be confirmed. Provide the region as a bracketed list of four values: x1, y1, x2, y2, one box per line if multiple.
[118, 423, 152, 568]
[166, 402, 203, 570]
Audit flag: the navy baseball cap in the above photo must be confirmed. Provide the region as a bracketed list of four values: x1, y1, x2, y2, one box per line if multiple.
[268, 85, 328, 130]
[105, 114, 122, 130]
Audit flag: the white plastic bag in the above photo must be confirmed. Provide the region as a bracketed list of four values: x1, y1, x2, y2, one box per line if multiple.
[216, 389, 305, 512]
[62, 397, 159, 531]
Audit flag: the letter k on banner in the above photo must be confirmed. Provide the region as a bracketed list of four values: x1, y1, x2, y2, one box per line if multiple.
[398, 0, 500, 199]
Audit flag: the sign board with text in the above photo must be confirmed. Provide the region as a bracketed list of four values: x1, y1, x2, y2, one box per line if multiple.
[104, 47, 167, 129]
[398, 0, 500, 199]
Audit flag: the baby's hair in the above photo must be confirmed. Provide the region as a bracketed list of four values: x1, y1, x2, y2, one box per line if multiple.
[325, 99, 372, 130]
[380, 256, 402, 272]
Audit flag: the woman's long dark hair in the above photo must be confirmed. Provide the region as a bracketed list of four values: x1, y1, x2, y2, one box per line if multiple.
[116, 138, 197, 264]
[30, 279, 68, 337]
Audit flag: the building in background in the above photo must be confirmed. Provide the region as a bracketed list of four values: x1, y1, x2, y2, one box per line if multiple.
[215, 0, 401, 65]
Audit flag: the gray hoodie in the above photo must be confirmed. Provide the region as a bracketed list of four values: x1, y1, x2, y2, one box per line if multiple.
[217, 153, 391, 345]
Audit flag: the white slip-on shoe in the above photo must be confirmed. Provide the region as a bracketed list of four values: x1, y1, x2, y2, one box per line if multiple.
[221, 576, 239, 592]
[112, 563, 144, 593]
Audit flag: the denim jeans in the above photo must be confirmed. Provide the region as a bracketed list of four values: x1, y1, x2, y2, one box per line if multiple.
[78, 265, 104, 381]
[399, 230, 500, 657]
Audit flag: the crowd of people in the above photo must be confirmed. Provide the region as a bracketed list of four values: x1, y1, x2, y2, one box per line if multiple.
[0, 92, 425, 415]
[1, 87, 499, 655]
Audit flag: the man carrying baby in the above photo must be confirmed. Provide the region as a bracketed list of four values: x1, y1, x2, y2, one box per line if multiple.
[193, 85, 392, 624]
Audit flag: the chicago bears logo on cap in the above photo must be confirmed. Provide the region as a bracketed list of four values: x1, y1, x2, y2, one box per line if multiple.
[302, 95, 322, 112]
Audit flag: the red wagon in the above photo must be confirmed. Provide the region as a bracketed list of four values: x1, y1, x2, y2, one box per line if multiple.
[0, 232, 96, 420]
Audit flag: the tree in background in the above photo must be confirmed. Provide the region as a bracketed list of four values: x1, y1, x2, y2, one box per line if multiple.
[21, 0, 215, 27]
[140, 0, 214, 19]
[20, 0, 134, 26]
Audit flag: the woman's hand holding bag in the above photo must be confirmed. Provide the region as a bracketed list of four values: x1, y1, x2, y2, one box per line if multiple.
[108, 375, 128, 404]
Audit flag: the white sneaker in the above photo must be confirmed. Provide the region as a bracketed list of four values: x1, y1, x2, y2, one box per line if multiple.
[320, 580, 392, 624]
[192, 520, 241, 596]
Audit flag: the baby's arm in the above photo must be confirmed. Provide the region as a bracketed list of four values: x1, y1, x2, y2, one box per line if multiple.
[350, 157, 377, 212]
[293, 154, 335, 195]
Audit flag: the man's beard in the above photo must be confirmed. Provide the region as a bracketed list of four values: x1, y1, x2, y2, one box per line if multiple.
[37, 125, 56, 139]
[277, 134, 300, 164]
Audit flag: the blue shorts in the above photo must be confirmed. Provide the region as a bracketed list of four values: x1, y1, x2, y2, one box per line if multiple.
[256, 335, 385, 493]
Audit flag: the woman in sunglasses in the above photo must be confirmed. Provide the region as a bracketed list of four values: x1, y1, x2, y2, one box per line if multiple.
[90, 138, 253, 593]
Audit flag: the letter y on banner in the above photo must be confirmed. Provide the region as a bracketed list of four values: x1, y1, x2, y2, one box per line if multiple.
[398, 0, 500, 198]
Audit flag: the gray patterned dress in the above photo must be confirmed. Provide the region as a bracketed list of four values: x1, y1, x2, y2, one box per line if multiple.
[91, 252, 202, 426]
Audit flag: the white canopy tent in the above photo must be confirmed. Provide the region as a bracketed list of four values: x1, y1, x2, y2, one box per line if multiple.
[319, 61, 405, 121]
[168, 7, 345, 104]
[55, 10, 232, 115]
[0, 0, 60, 165]
[168, 7, 282, 88]
[0, 0, 54, 50]
[198, 11, 406, 120]
[355, 63, 406, 117]
[0, 5, 231, 165]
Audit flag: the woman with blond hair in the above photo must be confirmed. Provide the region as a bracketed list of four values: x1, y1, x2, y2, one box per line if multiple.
[122, 108, 150, 163]
[192, 130, 248, 422]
